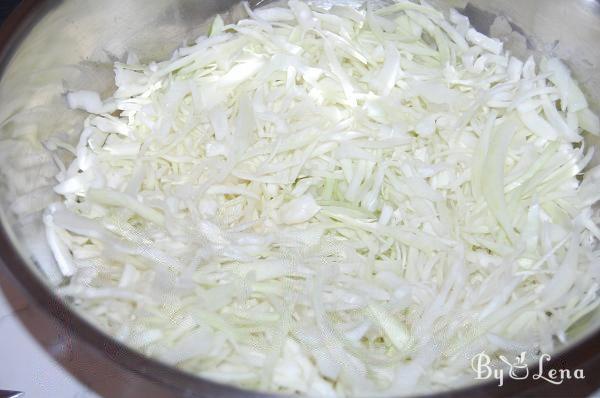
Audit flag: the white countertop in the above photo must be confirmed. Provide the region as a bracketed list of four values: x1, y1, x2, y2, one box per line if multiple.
[0, 267, 98, 398]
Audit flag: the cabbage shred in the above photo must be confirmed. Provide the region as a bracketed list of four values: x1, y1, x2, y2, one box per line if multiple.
[47, 1, 600, 396]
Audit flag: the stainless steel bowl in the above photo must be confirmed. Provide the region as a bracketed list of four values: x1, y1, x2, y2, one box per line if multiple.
[1, 1, 600, 396]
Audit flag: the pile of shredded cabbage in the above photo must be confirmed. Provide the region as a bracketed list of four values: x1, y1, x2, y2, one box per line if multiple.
[45, 0, 600, 396]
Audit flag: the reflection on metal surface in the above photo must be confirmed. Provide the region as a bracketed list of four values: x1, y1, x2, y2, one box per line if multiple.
[0, 391, 23, 398]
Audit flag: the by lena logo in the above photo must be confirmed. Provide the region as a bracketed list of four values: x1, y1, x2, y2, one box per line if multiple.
[471, 351, 585, 387]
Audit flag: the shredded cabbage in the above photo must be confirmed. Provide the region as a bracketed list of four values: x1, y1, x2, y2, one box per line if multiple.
[46, 1, 600, 396]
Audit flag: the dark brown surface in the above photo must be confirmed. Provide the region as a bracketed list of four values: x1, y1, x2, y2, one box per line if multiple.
[0, 0, 20, 25]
